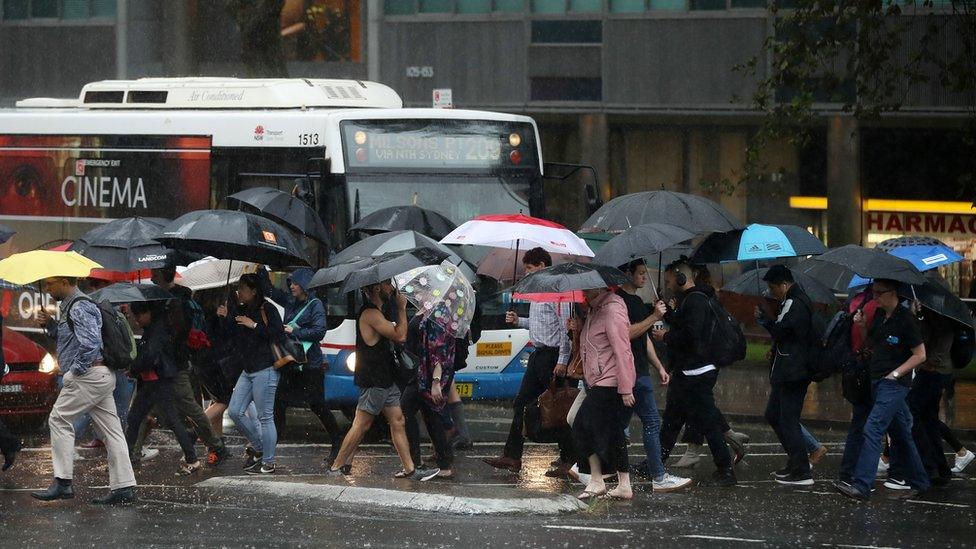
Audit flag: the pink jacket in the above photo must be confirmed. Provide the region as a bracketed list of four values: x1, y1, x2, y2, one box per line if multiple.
[580, 291, 636, 395]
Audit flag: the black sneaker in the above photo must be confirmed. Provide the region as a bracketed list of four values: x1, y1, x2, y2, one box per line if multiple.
[247, 462, 275, 475]
[883, 478, 911, 491]
[834, 480, 869, 501]
[702, 468, 736, 487]
[243, 460, 263, 474]
[776, 472, 814, 486]
[243, 447, 262, 470]
[772, 467, 791, 480]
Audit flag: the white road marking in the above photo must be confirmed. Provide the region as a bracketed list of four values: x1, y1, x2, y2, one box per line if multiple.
[905, 499, 969, 508]
[825, 544, 900, 549]
[681, 534, 766, 543]
[545, 525, 630, 534]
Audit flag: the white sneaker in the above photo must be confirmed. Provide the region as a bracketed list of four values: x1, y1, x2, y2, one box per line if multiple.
[653, 473, 693, 492]
[673, 445, 701, 468]
[141, 448, 160, 461]
[876, 457, 889, 478]
[952, 449, 974, 474]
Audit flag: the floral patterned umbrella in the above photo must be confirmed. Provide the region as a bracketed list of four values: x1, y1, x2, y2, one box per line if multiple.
[394, 261, 475, 337]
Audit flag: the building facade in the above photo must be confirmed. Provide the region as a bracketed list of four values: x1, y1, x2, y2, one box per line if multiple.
[1, 0, 973, 284]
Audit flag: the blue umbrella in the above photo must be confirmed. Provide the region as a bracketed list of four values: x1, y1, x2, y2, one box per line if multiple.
[849, 237, 963, 287]
[691, 223, 827, 264]
[0, 223, 14, 245]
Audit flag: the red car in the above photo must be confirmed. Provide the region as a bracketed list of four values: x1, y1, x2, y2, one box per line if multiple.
[2, 326, 58, 429]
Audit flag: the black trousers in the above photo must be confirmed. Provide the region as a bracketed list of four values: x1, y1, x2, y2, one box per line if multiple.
[274, 366, 342, 445]
[903, 370, 952, 483]
[680, 408, 731, 444]
[126, 378, 198, 463]
[401, 381, 453, 470]
[765, 380, 811, 474]
[660, 369, 732, 469]
[0, 418, 18, 454]
[503, 347, 575, 462]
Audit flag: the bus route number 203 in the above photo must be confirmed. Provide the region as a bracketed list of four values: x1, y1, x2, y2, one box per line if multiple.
[298, 133, 320, 146]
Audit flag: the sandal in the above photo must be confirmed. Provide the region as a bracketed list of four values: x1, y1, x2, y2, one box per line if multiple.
[598, 490, 633, 501]
[577, 488, 607, 500]
[393, 469, 410, 478]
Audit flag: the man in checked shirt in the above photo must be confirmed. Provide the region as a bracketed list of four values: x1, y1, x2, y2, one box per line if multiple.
[483, 247, 575, 478]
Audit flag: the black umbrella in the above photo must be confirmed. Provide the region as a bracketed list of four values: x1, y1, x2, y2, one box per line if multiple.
[349, 205, 457, 240]
[0, 223, 15, 245]
[227, 186, 329, 244]
[723, 267, 839, 305]
[592, 223, 696, 268]
[341, 247, 451, 294]
[511, 263, 630, 295]
[901, 273, 975, 331]
[308, 257, 373, 290]
[333, 230, 475, 281]
[797, 245, 926, 291]
[579, 191, 744, 234]
[88, 282, 173, 304]
[156, 210, 311, 268]
[68, 217, 174, 271]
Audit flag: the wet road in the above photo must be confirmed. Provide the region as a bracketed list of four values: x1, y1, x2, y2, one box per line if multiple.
[1, 404, 974, 548]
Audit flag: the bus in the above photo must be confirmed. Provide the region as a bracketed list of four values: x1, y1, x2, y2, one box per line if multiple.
[0, 77, 590, 409]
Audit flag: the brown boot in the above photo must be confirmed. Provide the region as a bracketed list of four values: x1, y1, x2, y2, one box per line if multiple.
[544, 462, 573, 479]
[482, 456, 522, 473]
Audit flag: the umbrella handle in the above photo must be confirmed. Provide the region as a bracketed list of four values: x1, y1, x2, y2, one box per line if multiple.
[510, 238, 520, 312]
[225, 259, 234, 305]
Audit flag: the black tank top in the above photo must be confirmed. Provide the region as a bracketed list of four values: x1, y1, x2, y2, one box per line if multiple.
[354, 303, 396, 389]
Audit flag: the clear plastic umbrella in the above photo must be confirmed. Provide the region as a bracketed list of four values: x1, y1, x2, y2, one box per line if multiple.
[394, 261, 475, 336]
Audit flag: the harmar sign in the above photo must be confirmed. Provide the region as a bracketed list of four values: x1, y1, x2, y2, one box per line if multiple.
[867, 212, 976, 236]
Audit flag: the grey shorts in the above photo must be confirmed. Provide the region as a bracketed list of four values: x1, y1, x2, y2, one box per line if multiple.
[357, 385, 402, 416]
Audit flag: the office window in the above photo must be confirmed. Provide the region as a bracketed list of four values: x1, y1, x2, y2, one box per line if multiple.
[30, 0, 56, 17]
[531, 77, 602, 101]
[532, 0, 564, 13]
[283, 0, 363, 62]
[494, 0, 524, 10]
[420, 0, 452, 12]
[531, 20, 602, 43]
[690, 0, 725, 9]
[610, 0, 646, 12]
[3, 0, 29, 19]
[384, 0, 415, 14]
[2, 0, 115, 19]
[457, 0, 491, 13]
[649, 0, 685, 9]
[569, 0, 601, 12]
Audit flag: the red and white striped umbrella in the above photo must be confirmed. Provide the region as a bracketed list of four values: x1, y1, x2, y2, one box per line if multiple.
[440, 214, 594, 257]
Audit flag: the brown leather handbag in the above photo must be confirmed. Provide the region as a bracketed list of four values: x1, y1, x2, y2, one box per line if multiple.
[567, 324, 584, 380]
[537, 378, 580, 430]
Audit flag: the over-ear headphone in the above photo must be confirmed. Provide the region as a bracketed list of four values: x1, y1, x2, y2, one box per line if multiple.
[674, 270, 687, 287]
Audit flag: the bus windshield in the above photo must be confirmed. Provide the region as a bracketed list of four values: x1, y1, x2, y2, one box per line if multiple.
[345, 173, 531, 224]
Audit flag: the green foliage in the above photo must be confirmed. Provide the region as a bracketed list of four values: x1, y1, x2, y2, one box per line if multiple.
[724, 1, 976, 197]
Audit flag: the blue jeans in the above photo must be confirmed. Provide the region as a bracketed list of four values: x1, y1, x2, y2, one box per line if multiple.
[73, 370, 134, 441]
[632, 375, 666, 479]
[229, 367, 280, 463]
[851, 379, 931, 494]
[801, 424, 820, 454]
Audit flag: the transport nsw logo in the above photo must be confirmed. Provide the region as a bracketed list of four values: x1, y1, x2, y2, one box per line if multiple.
[254, 125, 265, 141]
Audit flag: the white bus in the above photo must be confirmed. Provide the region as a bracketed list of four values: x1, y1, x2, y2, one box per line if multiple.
[0, 77, 591, 407]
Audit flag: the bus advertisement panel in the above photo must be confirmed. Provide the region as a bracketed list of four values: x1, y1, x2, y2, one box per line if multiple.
[0, 134, 212, 328]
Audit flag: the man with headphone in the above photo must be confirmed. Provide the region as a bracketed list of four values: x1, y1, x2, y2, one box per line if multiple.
[652, 259, 736, 487]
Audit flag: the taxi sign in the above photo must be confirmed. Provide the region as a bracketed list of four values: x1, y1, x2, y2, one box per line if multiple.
[476, 341, 512, 357]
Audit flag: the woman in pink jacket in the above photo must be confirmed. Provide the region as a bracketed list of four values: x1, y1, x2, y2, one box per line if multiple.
[573, 287, 637, 500]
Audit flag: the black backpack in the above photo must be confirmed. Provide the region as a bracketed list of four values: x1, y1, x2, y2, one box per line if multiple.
[66, 296, 137, 371]
[688, 291, 747, 367]
[810, 309, 852, 382]
[165, 295, 210, 365]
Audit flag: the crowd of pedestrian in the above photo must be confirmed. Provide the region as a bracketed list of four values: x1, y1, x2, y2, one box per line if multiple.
[1, 245, 973, 506]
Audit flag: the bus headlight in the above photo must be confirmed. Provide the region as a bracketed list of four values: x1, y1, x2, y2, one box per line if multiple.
[508, 133, 521, 147]
[354, 130, 367, 145]
[346, 352, 357, 372]
[39, 353, 59, 374]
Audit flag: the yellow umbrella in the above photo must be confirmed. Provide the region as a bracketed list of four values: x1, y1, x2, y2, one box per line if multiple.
[0, 251, 103, 285]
